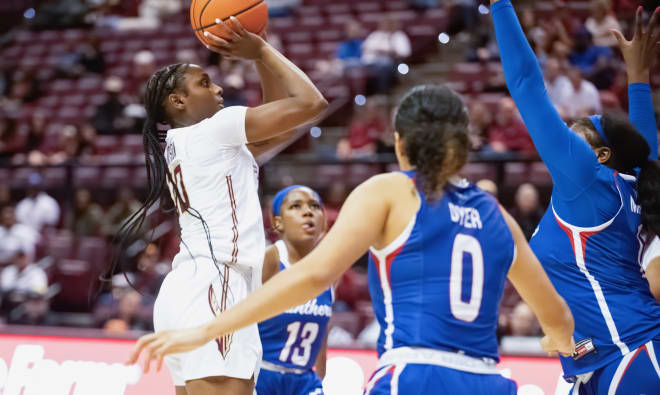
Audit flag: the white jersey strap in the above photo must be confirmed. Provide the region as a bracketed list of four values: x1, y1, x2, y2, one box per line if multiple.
[274, 240, 290, 268]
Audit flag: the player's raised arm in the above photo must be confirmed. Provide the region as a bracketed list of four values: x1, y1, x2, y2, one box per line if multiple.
[205, 17, 328, 144]
[500, 206, 575, 356]
[490, 0, 599, 198]
[613, 7, 659, 160]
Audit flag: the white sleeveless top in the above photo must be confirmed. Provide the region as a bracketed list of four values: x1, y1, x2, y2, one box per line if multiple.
[164, 106, 265, 277]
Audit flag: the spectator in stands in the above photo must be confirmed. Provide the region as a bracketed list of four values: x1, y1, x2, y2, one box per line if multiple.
[508, 302, 541, 337]
[49, 124, 96, 164]
[267, 0, 301, 18]
[337, 99, 388, 158]
[2, 69, 40, 112]
[66, 188, 104, 237]
[568, 27, 615, 88]
[585, 0, 621, 47]
[0, 251, 49, 325]
[15, 173, 60, 232]
[323, 181, 348, 228]
[135, 243, 169, 296]
[25, 112, 48, 154]
[78, 34, 106, 75]
[0, 206, 40, 265]
[543, 57, 572, 116]
[55, 43, 87, 79]
[510, 183, 544, 240]
[446, 0, 479, 36]
[487, 97, 534, 153]
[362, 15, 411, 95]
[0, 116, 21, 165]
[102, 290, 151, 331]
[102, 187, 140, 237]
[132, 50, 156, 100]
[468, 99, 493, 151]
[336, 20, 364, 69]
[562, 66, 602, 119]
[92, 76, 132, 135]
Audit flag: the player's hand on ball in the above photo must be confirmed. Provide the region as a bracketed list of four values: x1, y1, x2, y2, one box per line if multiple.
[204, 16, 265, 61]
[540, 335, 575, 357]
[127, 326, 210, 373]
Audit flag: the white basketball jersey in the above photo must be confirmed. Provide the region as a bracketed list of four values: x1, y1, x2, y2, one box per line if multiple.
[164, 106, 265, 275]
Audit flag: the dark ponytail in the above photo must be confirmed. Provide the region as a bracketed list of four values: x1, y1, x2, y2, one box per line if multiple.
[394, 85, 469, 198]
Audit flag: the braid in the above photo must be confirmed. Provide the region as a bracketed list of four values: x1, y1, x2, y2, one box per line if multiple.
[104, 64, 189, 288]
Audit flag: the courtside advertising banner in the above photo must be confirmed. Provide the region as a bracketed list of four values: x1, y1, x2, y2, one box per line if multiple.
[0, 334, 571, 394]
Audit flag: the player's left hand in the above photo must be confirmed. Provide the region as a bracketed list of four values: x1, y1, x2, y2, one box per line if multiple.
[204, 16, 266, 61]
[540, 335, 575, 358]
[126, 326, 210, 373]
[611, 6, 659, 83]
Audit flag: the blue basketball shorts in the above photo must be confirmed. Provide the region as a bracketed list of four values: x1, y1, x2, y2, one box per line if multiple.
[363, 363, 517, 395]
[570, 338, 660, 395]
[256, 368, 324, 395]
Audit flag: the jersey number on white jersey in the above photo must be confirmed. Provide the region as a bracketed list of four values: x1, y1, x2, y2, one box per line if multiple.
[449, 233, 484, 322]
[167, 160, 190, 216]
[279, 321, 319, 366]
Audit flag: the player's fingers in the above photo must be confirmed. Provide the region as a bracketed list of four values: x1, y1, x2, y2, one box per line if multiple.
[609, 29, 627, 47]
[635, 5, 643, 39]
[204, 31, 231, 48]
[156, 354, 164, 372]
[214, 18, 240, 41]
[127, 334, 155, 365]
[229, 16, 248, 35]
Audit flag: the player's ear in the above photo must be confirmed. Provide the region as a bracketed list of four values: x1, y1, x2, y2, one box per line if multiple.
[168, 93, 186, 110]
[595, 146, 611, 164]
[272, 216, 284, 233]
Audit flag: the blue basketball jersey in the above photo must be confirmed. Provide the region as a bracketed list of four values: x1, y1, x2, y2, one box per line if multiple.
[258, 241, 334, 371]
[367, 171, 515, 360]
[530, 168, 660, 377]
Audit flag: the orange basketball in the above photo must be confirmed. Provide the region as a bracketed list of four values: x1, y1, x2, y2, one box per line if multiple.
[191, 0, 269, 46]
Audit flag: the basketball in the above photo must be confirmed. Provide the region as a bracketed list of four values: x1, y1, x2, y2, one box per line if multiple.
[190, 0, 269, 46]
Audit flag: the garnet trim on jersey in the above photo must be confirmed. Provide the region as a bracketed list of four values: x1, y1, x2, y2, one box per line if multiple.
[208, 269, 233, 359]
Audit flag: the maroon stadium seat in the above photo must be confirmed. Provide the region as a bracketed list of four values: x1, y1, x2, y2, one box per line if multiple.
[51, 259, 96, 312]
[46, 234, 76, 261]
[73, 167, 102, 188]
[77, 237, 107, 272]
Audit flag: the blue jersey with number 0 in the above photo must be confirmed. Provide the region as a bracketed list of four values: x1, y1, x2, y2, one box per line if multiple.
[367, 171, 515, 361]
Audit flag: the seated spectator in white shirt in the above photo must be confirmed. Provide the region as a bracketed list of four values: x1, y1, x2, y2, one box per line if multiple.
[0, 206, 40, 265]
[544, 57, 572, 116]
[585, 0, 621, 47]
[362, 15, 411, 94]
[362, 16, 411, 66]
[0, 251, 48, 297]
[0, 251, 49, 324]
[15, 173, 60, 232]
[563, 67, 602, 119]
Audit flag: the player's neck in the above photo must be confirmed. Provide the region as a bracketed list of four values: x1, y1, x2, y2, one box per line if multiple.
[283, 238, 316, 265]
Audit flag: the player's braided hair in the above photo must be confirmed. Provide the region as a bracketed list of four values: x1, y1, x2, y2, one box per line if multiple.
[575, 113, 660, 235]
[394, 85, 469, 199]
[107, 64, 226, 290]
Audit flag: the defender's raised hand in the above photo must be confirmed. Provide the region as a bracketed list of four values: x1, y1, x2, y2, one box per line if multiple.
[611, 6, 660, 84]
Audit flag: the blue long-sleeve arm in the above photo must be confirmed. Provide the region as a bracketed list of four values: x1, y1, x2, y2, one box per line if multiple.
[491, 0, 600, 200]
[628, 83, 658, 160]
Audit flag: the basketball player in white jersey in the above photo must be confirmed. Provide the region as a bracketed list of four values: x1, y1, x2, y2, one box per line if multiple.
[116, 18, 327, 395]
